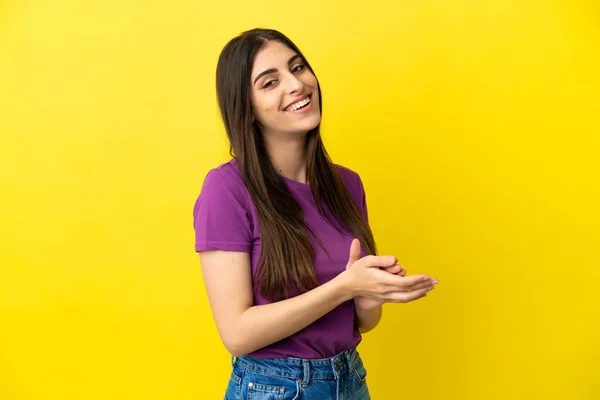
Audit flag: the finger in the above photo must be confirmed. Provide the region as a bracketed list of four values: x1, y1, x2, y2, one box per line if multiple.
[346, 238, 362, 268]
[379, 273, 430, 287]
[405, 277, 439, 291]
[405, 281, 435, 292]
[385, 286, 433, 303]
[361, 255, 398, 268]
[383, 264, 405, 274]
[379, 282, 434, 294]
[383, 265, 402, 274]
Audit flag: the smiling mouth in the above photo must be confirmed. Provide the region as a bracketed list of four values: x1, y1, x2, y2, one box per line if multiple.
[284, 94, 312, 112]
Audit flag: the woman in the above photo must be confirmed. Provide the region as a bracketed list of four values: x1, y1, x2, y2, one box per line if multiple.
[193, 28, 439, 400]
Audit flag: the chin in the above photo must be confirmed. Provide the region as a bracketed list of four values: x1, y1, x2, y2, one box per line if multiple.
[283, 118, 320, 136]
[266, 116, 322, 137]
[304, 115, 322, 131]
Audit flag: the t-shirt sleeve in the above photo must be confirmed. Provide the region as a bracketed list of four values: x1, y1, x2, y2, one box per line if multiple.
[192, 168, 253, 253]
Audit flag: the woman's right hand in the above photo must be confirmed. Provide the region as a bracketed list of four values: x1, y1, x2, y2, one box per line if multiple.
[342, 239, 438, 304]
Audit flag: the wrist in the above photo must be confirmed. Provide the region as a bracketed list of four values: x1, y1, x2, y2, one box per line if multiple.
[335, 269, 356, 302]
[354, 299, 382, 312]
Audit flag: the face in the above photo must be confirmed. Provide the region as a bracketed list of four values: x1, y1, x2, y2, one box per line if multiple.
[250, 41, 321, 138]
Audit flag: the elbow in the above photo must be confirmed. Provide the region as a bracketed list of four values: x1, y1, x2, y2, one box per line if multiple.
[229, 349, 246, 358]
[355, 306, 382, 334]
[219, 309, 261, 357]
[224, 342, 246, 358]
[222, 333, 250, 357]
[357, 324, 376, 334]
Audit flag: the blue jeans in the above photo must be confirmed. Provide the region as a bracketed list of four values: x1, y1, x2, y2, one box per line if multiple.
[224, 347, 371, 399]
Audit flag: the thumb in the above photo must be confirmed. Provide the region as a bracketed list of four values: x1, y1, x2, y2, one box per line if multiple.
[346, 238, 362, 268]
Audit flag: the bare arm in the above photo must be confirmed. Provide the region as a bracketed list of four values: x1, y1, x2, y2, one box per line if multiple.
[355, 305, 382, 333]
[199, 243, 436, 357]
[200, 250, 355, 357]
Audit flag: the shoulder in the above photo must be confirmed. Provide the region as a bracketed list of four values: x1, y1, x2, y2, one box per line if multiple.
[193, 159, 254, 251]
[332, 164, 369, 216]
[197, 158, 250, 206]
[333, 164, 364, 192]
[202, 158, 245, 190]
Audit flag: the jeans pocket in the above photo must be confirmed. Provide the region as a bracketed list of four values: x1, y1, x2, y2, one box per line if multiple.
[224, 365, 245, 400]
[244, 372, 300, 400]
[353, 359, 368, 385]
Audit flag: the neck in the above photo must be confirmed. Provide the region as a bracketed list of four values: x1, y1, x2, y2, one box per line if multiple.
[264, 133, 308, 184]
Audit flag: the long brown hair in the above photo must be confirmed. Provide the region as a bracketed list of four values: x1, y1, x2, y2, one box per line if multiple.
[216, 28, 376, 301]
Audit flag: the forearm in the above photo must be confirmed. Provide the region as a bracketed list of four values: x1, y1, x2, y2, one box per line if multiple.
[355, 304, 382, 333]
[226, 273, 353, 356]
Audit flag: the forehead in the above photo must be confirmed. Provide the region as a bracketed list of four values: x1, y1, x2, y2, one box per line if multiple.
[251, 41, 298, 74]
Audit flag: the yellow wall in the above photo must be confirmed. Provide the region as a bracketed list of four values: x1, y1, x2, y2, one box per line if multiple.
[1, 1, 598, 399]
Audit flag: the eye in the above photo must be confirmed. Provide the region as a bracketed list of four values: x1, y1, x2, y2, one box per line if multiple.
[291, 64, 306, 73]
[262, 79, 278, 89]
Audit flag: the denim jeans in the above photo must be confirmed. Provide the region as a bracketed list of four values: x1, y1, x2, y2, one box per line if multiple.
[224, 347, 370, 400]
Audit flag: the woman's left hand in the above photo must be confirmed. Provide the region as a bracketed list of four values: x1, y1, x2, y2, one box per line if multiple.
[353, 264, 406, 310]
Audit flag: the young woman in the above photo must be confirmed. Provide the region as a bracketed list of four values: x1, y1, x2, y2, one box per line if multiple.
[193, 28, 439, 400]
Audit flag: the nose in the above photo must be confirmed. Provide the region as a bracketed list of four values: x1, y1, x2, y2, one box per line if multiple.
[286, 73, 303, 94]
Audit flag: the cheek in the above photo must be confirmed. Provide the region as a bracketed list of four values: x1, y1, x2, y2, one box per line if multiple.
[251, 97, 280, 125]
[251, 99, 266, 117]
[305, 73, 318, 88]
[259, 98, 279, 115]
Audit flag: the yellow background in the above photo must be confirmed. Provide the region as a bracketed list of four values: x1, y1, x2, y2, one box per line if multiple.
[1, 0, 598, 399]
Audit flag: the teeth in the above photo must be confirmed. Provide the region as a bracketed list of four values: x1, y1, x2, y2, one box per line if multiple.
[287, 97, 310, 111]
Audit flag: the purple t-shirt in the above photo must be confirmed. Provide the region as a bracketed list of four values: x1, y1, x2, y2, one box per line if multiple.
[193, 158, 370, 359]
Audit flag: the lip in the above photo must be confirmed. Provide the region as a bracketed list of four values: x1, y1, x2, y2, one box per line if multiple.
[284, 94, 311, 111]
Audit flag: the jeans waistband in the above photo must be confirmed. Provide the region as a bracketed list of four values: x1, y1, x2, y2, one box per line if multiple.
[233, 347, 360, 384]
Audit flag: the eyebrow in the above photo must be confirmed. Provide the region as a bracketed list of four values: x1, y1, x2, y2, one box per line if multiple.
[253, 54, 302, 85]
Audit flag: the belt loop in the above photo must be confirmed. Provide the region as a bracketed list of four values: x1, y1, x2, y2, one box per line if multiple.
[344, 349, 352, 372]
[301, 359, 311, 386]
[348, 348, 357, 373]
[231, 356, 237, 367]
